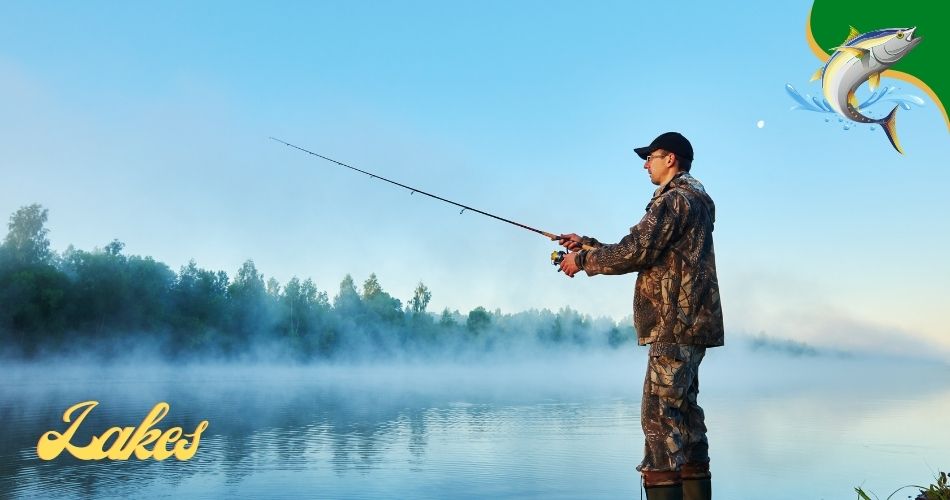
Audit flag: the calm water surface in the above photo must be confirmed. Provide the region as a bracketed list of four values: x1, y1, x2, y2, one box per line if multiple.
[2, 350, 948, 499]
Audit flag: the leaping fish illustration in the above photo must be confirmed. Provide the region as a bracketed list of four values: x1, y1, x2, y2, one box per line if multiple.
[811, 26, 922, 153]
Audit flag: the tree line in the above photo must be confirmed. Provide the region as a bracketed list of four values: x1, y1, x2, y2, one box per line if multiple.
[0, 204, 633, 360]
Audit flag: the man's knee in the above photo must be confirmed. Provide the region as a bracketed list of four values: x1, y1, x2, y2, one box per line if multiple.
[681, 462, 711, 480]
[642, 470, 682, 487]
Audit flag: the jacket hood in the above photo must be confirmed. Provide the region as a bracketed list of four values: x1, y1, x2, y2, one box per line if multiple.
[670, 173, 716, 224]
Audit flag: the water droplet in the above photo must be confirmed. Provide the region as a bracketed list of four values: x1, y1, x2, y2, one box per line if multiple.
[870, 126, 877, 131]
[843, 125, 850, 130]
[824, 118, 830, 122]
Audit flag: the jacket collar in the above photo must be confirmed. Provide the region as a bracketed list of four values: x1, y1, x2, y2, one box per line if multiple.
[652, 171, 690, 199]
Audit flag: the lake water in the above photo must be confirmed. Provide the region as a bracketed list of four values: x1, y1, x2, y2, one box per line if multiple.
[2, 348, 948, 499]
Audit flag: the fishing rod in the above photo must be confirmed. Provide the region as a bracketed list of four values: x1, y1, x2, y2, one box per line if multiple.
[268, 137, 594, 266]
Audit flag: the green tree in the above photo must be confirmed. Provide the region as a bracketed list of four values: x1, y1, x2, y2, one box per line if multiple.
[3, 204, 52, 266]
[466, 306, 491, 334]
[0, 264, 71, 355]
[333, 274, 361, 312]
[172, 260, 229, 349]
[439, 308, 458, 327]
[231, 260, 265, 299]
[61, 240, 174, 336]
[302, 278, 329, 309]
[300, 278, 333, 354]
[266, 277, 281, 298]
[104, 239, 124, 257]
[0, 204, 71, 354]
[226, 260, 269, 351]
[280, 276, 333, 356]
[607, 325, 632, 348]
[281, 277, 306, 339]
[408, 282, 432, 314]
[361, 273, 383, 299]
[59, 243, 131, 336]
[327, 274, 365, 354]
[122, 254, 175, 332]
[361, 273, 402, 324]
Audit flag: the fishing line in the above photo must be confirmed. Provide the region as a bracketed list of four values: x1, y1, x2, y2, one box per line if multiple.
[269, 136, 593, 254]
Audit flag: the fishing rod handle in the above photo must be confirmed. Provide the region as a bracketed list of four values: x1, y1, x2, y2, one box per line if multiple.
[544, 231, 597, 251]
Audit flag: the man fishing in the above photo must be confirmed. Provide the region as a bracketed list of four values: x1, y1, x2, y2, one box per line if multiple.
[557, 132, 724, 500]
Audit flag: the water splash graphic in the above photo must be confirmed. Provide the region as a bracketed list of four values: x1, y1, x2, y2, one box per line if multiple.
[785, 83, 925, 127]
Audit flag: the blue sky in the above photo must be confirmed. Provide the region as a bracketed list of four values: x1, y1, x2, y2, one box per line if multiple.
[2, 1, 948, 355]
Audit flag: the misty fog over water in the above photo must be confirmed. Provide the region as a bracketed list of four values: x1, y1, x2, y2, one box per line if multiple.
[3, 346, 948, 500]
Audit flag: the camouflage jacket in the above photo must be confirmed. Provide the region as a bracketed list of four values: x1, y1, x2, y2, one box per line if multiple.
[575, 172, 724, 347]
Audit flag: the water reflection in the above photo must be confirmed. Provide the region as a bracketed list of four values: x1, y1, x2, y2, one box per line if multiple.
[2, 352, 948, 499]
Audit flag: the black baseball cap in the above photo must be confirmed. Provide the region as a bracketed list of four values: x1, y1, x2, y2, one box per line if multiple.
[634, 132, 694, 161]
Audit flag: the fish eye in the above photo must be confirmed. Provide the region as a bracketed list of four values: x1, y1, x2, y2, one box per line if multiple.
[896, 32, 904, 39]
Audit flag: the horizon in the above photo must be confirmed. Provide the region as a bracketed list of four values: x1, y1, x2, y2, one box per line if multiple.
[5, 202, 945, 366]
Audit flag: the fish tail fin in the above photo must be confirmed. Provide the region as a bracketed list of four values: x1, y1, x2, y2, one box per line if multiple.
[880, 105, 903, 154]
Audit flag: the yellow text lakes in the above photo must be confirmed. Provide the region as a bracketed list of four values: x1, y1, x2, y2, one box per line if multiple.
[37, 401, 209, 461]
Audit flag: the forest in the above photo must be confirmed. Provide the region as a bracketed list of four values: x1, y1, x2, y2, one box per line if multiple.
[0, 204, 633, 360]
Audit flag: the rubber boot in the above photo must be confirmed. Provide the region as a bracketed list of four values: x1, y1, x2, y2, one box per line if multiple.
[682, 478, 711, 500]
[681, 463, 711, 500]
[644, 484, 684, 500]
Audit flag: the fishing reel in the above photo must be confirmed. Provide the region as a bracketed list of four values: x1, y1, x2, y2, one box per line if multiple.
[551, 250, 567, 267]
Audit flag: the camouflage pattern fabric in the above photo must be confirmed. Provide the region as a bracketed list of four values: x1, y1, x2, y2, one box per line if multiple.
[575, 172, 724, 347]
[637, 342, 708, 482]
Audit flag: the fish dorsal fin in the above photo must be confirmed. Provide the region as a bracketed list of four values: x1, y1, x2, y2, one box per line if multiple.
[810, 67, 823, 82]
[869, 72, 881, 91]
[848, 91, 860, 110]
[843, 25, 861, 45]
[831, 46, 870, 59]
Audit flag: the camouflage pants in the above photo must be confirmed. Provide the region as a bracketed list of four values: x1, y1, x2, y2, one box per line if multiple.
[637, 343, 708, 478]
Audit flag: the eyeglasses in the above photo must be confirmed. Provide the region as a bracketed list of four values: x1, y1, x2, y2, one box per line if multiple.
[645, 153, 670, 162]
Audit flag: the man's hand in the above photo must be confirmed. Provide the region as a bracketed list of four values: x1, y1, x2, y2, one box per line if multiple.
[559, 252, 581, 278]
[557, 233, 583, 251]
